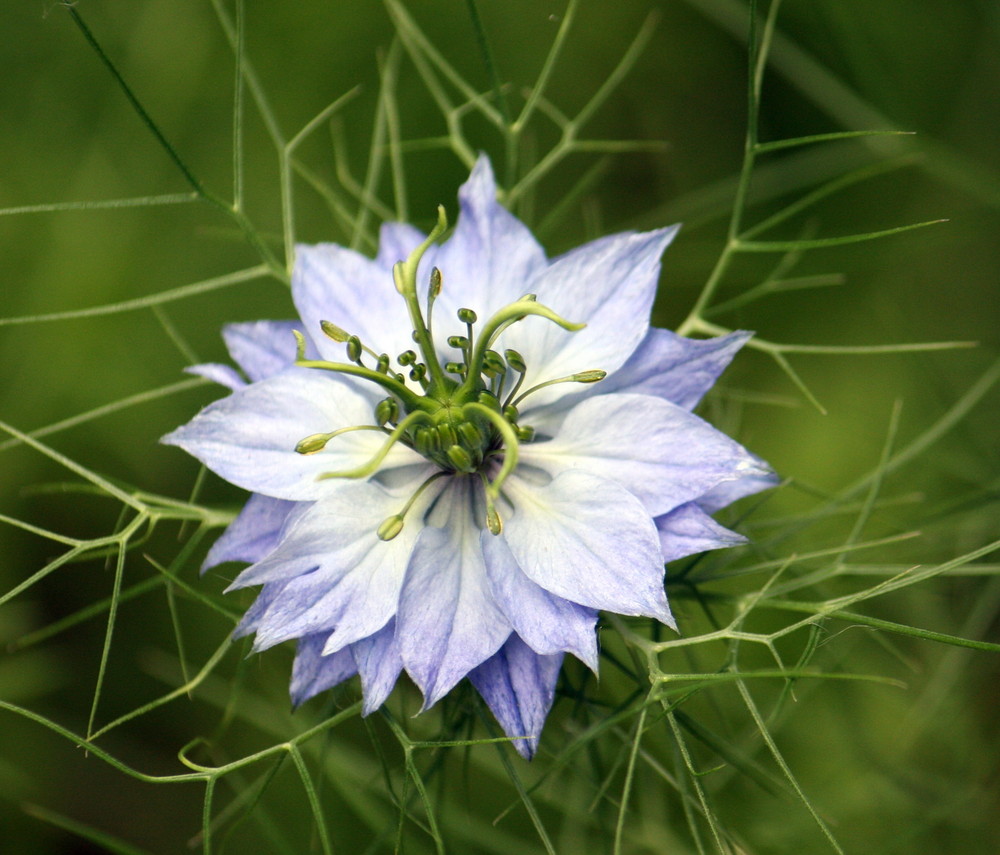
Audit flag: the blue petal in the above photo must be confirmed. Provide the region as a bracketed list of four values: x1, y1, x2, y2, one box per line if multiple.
[233, 580, 289, 639]
[590, 328, 752, 411]
[522, 392, 770, 518]
[290, 632, 358, 707]
[203, 493, 300, 571]
[185, 363, 246, 391]
[396, 479, 512, 708]
[375, 222, 426, 270]
[656, 502, 748, 563]
[504, 469, 674, 625]
[432, 155, 547, 325]
[222, 321, 309, 382]
[504, 225, 680, 411]
[469, 635, 563, 760]
[352, 619, 404, 715]
[480, 531, 598, 670]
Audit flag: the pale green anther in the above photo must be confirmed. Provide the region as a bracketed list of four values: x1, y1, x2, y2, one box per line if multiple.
[320, 320, 350, 342]
[517, 425, 535, 442]
[486, 503, 503, 536]
[398, 350, 416, 366]
[296, 424, 385, 455]
[293, 329, 308, 360]
[347, 336, 363, 363]
[296, 433, 333, 455]
[429, 266, 442, 297]
[409, 365, 427, 383]
[477, 390, 501, 411]
[374, 397, 398, 426]
[503, 404, 519, 423]
[376, 354, 390, 373]
[504, 349, 526, 373]
[377, 515, 405, 541]
[457, 307, 478, 324]
[574, 369, 607, 383]
[445, 361, 466, 376]
[463, 401, 521, 532]
[446, 444, 475, 472]
[447, 335, 468, 349]
[482, 350, 506, 377]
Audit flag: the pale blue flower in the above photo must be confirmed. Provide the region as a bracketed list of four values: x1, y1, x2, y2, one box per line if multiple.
[164, 156, 773, 758]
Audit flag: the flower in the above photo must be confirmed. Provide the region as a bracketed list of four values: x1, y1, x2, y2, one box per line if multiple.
[163, 156, 774, 758]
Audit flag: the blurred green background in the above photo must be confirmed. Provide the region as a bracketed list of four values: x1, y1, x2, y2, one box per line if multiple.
[1, 1, 998, 852]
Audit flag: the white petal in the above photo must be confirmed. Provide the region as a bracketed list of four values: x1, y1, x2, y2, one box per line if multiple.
[503, 469, 674, 625]
[552, 328, 753, 415]
[521, 392, 770, 517]
[396, 478, 511, 708]
[481, 531, 598, 670]
[162, 367, 422, 501]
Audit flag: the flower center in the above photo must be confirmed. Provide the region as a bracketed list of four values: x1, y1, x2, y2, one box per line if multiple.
[292, 207, 605, 538]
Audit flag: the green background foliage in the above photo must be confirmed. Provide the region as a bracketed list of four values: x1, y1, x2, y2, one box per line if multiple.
[1, 1, 998, 852]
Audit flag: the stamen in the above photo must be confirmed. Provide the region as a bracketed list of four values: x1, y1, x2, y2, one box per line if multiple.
[295, 424, 385, 455]
[321, 320, 382, 363]
[457, 307, 477, 362]
[502, 349, 527, 407]
[376, 471, 449, 541]
[511, 369, 607, 408]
